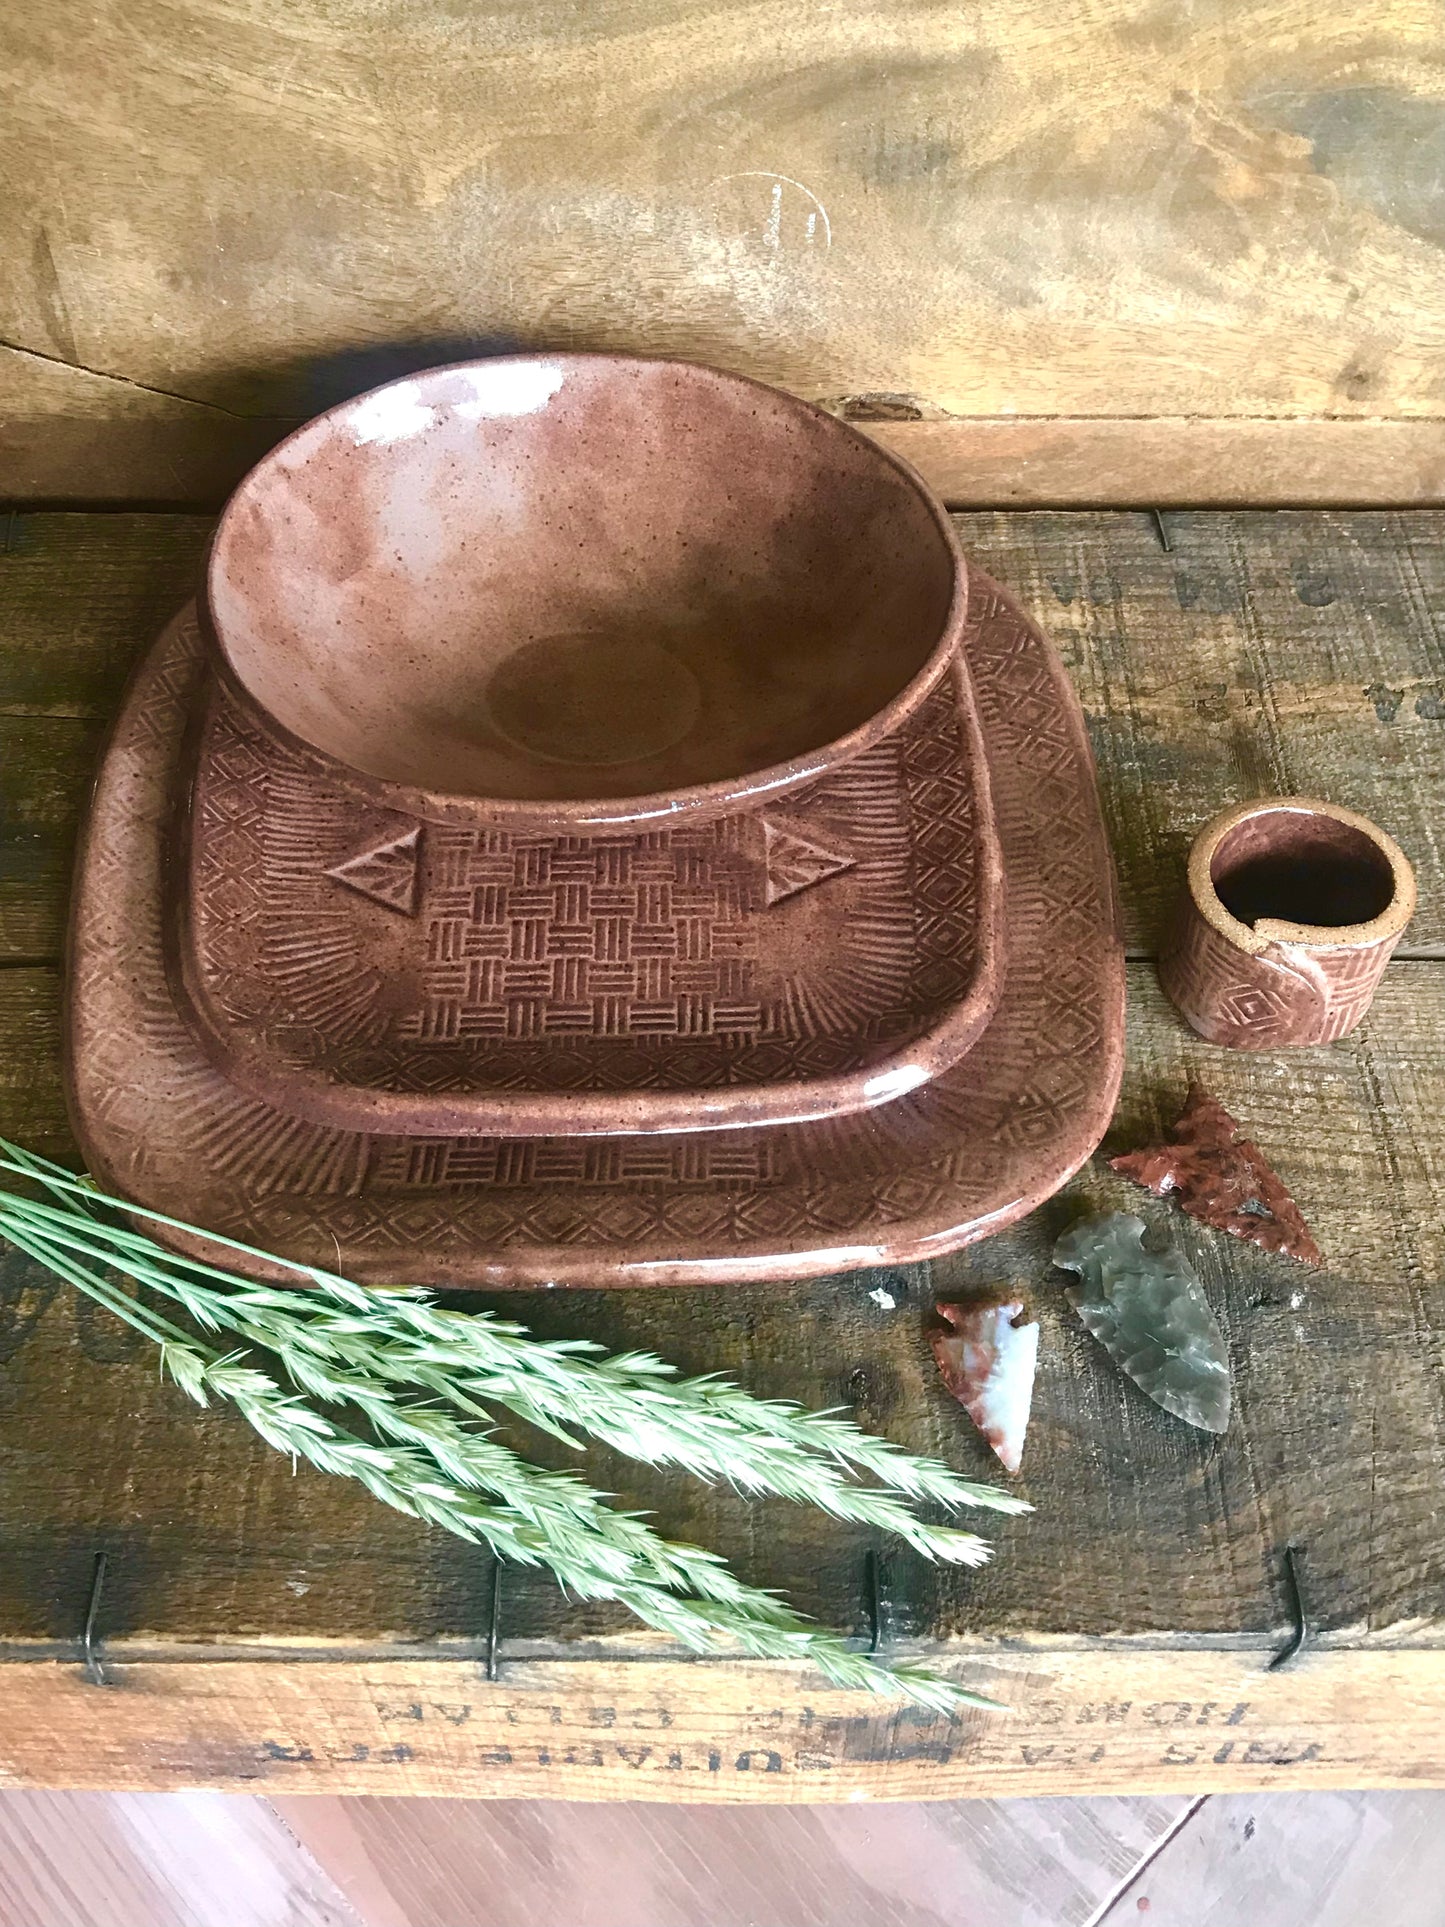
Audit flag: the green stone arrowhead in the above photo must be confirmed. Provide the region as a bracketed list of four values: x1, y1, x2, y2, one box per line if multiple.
[1053, 1212, 1231, 1434]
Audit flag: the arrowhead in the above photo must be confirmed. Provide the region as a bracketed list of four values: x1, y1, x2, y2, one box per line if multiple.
[326, 824, 423, 915]
[1111, 1083, 1322, 1265]
[1054, 1213, 1232, 1434]
[761, 817, 856, 906]
[930, 1298, 1039, 1475]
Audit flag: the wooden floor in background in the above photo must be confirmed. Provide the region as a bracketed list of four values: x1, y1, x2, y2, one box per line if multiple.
[0, 1791, 1443, 1927]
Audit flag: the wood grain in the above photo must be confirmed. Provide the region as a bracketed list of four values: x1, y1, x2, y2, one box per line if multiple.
[0, 513, 208, 715]
[0, 509, 1442, 1793]
[7, 1786, 1445, 1924]
[2, 1651, 1444, 1799]
[3, 1, 1445, 463]
[10, 1787, 1445, 1926]
[951, 509, 1445, 957]
[11, 373, 1445, 511]
[0, 346, 288, 510]
[872, 419, 1445, 510]
[0, 1784, 1197, 1927]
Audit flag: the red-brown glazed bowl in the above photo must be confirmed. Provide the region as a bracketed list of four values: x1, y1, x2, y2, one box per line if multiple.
[202, 355, 970, 831]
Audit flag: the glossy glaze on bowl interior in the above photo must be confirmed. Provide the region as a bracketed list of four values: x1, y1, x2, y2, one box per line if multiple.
[204, 356, 968, 829]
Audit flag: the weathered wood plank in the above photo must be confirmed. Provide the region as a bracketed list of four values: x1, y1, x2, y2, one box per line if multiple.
[11, 371, 1445, 511]
[872, 420, 1445, 510]
[952, 509, 1445, 955]
[3, 1, 1445, 447]
[0, 514, 208, 715]
[0, 513, 1441, 961]
[0, 720, 105, 962]
[1, 507, 1443, 1794]
[0, 514, 211, 958]
[1, 963, 1442, 1655]
[2, 1650, 1443, 1798]
[0, 346, 289, 510]
[0, 971, 67, 1155]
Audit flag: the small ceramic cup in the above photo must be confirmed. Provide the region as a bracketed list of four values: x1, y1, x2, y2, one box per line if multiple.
[1160, 797, 1415, 1049]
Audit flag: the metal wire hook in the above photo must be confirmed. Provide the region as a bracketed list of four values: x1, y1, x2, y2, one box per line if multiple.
[486, 1557, 503, 1682]
[81, 1551, 109, 1687]
[1268, 1543, 1309, 1671]
[865, 1548, 884, 1656]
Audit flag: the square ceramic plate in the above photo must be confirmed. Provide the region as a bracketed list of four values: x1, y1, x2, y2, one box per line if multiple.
[169, 649, 1003, 1137]
[66, 574, 1123, 1288]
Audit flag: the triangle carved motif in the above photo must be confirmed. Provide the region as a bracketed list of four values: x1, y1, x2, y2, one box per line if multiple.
[326, 824, 423, 916]
[761, 817, 857, 906]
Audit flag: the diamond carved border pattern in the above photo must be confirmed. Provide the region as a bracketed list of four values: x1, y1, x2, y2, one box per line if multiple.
[67, 578, 1124, 1287]
[1161, 903, 1392, 1048]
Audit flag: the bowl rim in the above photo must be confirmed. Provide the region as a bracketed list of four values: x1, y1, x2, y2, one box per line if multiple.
[1186, 794, 1417, 952]
[201, 351, 970, 831]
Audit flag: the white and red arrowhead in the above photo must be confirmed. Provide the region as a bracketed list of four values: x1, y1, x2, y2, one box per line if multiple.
[930, 1298, 1039, 1476]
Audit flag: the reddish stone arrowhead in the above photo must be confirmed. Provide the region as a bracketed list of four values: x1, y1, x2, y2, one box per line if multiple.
[1111, 1083, 1323, 1265]
[929, 1296, 1039, 1475]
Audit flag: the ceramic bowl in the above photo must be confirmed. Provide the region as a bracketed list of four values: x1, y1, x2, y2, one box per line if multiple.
[203, 355, 969, 830]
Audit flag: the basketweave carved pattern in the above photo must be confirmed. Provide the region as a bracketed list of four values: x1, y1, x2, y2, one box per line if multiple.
[185, 668, 983, 1099]
[68, 583, 1122, 1287]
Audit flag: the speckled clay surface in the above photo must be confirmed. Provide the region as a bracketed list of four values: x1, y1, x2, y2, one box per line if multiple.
[203, 356, 969, 830]
[66, 574, 1124, 1289]
[169, 647, 1004, 1137]
[1160, 797, 1415, 1049]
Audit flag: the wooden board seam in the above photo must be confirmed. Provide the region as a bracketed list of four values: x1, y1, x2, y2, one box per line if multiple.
[6, 1627, 1445, 1667]
[7, 337, 1444, 428]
